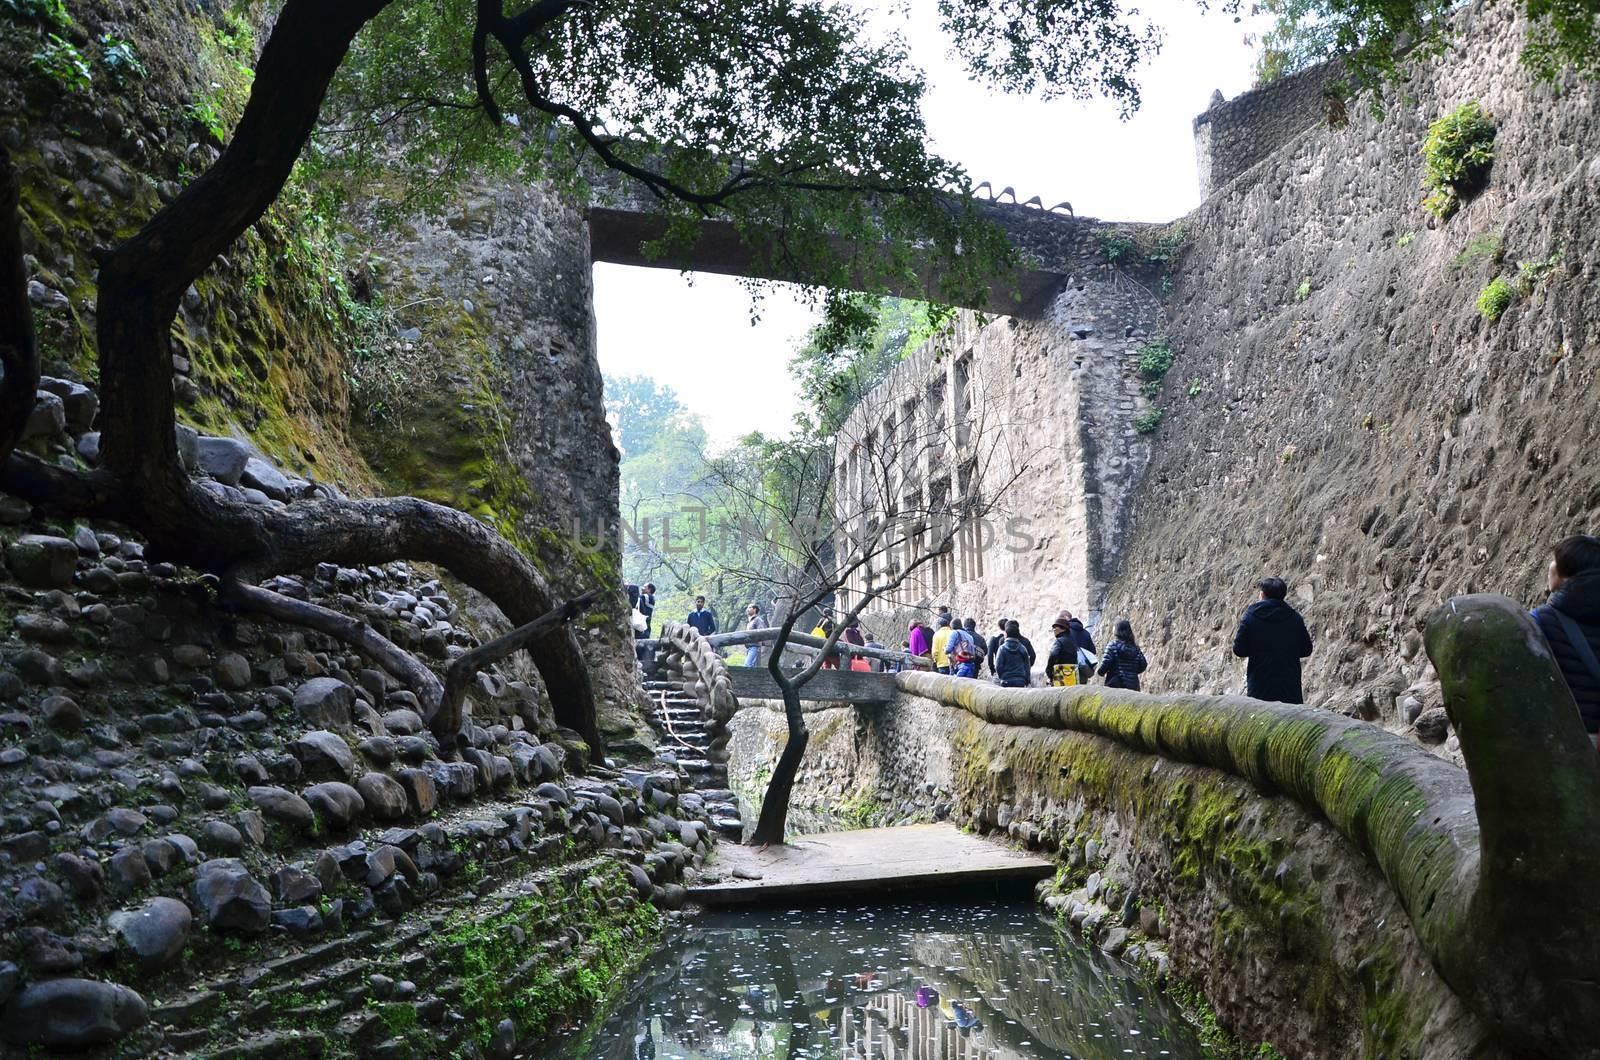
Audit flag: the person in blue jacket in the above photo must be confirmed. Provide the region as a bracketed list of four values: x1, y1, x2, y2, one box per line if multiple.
[1231, 577, 1313, 704]
[1532, 534, 1600, 739]
[686, 596, 717, 637]
[993, 621, 1034, 687]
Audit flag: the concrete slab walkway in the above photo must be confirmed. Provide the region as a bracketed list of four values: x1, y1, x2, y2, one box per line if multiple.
[688, 822, 1055, 904]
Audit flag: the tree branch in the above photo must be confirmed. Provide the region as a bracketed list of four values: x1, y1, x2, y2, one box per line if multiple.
[228, 577, 446, 715]
[438, 588, 603, 739]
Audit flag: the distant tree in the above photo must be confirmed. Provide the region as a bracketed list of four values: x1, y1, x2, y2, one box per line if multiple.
[604, 375, 690, 460]
[697, 341, 1039, 845]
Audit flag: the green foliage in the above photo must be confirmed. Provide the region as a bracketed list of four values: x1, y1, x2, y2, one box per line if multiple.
[320, 0, 1039, 333]
[1147, 224, 1186, 270]
[100, 35, 147, 85]
[188, 84, 231, 143]
[790, 294, 942, 436]
[1243, 0, 1600, 114]
[1136, 336, 1176, 381]
[215, 9, 256, 57]
[1093, 228, 1138, 265]
[1, 0, 68, 28]
[29, 33, 91, 92]
[1295, 277, 1312, 301]
[1452, 228, 1504, 269]
[1187, 378, 1203, 399]
[1247, 0, 1343, 85]
[1134, 407, 1164, 434]
[1477, 276, 1514, 321]
[1421, 103, 1496, 220]
[1517, 248, 1563, 292]
[936, 0, 1158, 116]
[1397, 231, 1416, 247]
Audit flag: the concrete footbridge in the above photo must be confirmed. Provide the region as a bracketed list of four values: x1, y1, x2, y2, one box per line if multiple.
[585, 172, 1112, 316]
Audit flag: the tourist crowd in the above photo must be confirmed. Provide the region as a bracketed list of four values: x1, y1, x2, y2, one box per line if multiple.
[632, 534, 1600, 744]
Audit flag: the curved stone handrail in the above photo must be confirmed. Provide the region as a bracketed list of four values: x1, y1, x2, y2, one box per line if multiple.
[655, 622, 740, 760]
[895, 594, 1600, 1060]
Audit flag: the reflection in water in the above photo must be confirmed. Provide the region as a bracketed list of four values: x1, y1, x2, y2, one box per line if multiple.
[558, 900, 1207, 1060]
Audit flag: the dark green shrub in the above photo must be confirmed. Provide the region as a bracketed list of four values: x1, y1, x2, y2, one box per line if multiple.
[1477, 276, 1514, 321]
[1421, 103, 1496, 220]
[1134, 407, 1164, 434]
[1136, 336, 1175, 381]
[29, 33, 91, 92]
[1093, 229, 1137, 265]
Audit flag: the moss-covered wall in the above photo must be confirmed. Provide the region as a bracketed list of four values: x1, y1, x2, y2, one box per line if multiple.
[348, 181, 645, 744]
[6, 0, 378, 486]
[3, 0, 647, 741]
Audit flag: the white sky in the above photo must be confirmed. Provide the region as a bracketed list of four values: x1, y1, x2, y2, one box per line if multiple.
[594, 0, 1271, 448]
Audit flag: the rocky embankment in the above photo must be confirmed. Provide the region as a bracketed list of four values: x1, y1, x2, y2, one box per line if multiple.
[0, 387, 714, 1057]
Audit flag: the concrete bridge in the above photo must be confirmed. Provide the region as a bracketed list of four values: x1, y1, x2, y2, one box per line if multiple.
[585, 176, 1108, 316]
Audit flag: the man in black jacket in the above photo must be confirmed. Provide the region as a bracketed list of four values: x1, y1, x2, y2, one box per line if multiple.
[1231, 577, 1314, 704]
[1532, 534, 1600, 737]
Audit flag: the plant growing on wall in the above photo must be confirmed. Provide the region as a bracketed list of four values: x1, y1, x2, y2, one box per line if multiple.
[1517, 249, 1562, 294]
[28, 33, 92, 93]
[1421, 103, 1496, 220]
[1093, 229, 1138, 266]
[1137, 336, 1176, 398]
[1134, 407, 1164, 434]
[99, 35, 147, 86]
[1477, 277, 1514, 321]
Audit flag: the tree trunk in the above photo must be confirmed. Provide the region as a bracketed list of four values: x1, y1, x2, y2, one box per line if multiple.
[749, 682, 809, 844]
[15, 0, 600, 755]
[0, 461, 604, 755]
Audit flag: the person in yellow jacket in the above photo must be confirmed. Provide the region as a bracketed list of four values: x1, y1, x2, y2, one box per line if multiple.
[931, 614, 956, 674]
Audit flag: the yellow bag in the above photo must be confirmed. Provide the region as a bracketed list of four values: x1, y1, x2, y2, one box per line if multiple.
[1049, 663, 1079, 687]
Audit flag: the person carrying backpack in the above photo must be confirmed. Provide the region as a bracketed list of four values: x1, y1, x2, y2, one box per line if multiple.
[952, 628, 979, 677]
[1532, 534, 1600, 742]
[993, 620, 1033, 687]
[962, 617, 986, 669]
[931, 614, 957, 674]
[1098, 619, 1148, 691]
[1047, 612, 1080, 686]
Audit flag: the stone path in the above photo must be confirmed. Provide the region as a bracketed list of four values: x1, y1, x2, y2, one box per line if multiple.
[689, 823, 1055, 904]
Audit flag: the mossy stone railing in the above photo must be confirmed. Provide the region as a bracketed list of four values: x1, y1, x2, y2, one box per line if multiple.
[897, 595, 1600, 1060]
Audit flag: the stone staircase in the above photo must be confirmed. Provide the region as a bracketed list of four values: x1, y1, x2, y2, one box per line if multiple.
[640, 659, 745, 845]
[130, 767, 712, 1059]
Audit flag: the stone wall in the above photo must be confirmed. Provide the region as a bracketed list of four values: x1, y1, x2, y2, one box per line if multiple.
[1105, 1, 1600, 743]
[1192, 61, 1343, 199]
[353, 184, 644, 745]
[3, 0, 645, 744]
[726, 680, 1497, 1059]
[836, 268, 1162, 648]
